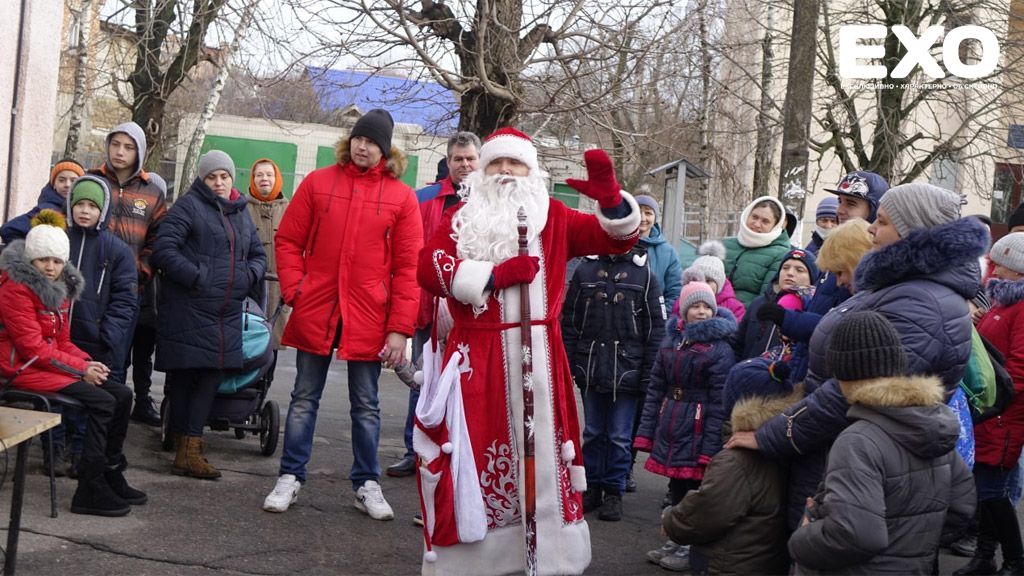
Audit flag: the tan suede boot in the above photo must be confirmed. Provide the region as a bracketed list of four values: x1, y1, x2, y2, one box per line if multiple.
[179, 436, 221, 480]
[172, 435, 187, 475]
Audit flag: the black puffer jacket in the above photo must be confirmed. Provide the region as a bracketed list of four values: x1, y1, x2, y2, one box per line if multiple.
[151, 179, 266, 371]
[562, 249, 666, 397]
[788, 376, 975, 574]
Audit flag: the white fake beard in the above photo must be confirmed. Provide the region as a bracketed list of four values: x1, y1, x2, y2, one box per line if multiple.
[453, 172, 550, 264]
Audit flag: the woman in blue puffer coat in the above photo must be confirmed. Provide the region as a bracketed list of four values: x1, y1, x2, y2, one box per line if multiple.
[152, 151, 266, 480]
[727, 183, 987, 531]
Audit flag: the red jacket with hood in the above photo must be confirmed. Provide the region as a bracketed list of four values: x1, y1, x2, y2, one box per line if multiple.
[976, 278, 1024, 468]
[276, 142, 423, 360]
[0, 241, 90, 392]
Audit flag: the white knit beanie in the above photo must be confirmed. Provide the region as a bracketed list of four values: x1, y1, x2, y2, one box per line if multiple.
[990, 232, 1024, 275]
[25, 224, 69, 263]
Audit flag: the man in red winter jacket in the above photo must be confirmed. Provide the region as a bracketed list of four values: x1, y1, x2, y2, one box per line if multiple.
[261, 109, 423, 520]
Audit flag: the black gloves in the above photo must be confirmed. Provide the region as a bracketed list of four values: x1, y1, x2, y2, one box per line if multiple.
[756, 301, 786, 326]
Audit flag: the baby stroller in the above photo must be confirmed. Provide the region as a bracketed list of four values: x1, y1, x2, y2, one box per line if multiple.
[160, 296, 281, 456]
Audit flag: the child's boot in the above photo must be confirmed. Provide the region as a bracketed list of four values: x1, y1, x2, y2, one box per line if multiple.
[646, 540, 679, 564]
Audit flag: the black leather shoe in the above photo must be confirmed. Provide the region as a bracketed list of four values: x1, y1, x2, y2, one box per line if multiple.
[386, 456, 416, 477]
[131, 396, 161, 427]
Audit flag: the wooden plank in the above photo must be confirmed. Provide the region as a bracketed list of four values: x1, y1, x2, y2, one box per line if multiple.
[0, 407, 61, 452]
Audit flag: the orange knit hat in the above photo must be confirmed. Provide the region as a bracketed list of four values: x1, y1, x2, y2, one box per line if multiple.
[49, 159, 84, 186]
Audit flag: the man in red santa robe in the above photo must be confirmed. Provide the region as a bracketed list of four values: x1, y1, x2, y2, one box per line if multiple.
[415, 127, 640, 575]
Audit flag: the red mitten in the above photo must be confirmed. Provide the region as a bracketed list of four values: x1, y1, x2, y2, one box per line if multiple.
[566, 149, 622, 209]
[493, 255, 540, 290]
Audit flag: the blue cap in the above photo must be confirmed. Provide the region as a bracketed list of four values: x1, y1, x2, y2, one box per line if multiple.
[825, 171, 889, 222]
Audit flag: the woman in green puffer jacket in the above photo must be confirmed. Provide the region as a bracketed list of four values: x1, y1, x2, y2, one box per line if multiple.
[721, 196, 791, 306]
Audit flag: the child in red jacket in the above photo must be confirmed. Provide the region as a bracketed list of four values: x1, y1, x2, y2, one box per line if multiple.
[0, 210, 145, 517]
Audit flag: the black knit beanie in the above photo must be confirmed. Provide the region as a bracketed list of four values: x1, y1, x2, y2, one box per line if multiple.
[351, 109, 394, 158]
[826, 311, 906, 381]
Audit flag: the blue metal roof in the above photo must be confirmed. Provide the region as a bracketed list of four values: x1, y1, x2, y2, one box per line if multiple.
[306, 67, 459, 135]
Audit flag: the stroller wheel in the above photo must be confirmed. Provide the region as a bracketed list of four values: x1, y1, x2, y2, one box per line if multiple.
[160, 397, 174, 452]
[234, 428, 247, 440]
[260, 400, 280, 457]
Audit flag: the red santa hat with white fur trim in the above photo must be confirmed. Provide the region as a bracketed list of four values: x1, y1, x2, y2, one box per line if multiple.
[478, 127, 540, 174]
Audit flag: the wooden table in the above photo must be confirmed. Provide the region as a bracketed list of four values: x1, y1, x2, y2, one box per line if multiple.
[0, 406, 61, 575]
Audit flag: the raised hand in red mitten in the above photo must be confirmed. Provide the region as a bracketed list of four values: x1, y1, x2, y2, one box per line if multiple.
[566, 149, 622, 209]
[492, 255, 540, 290]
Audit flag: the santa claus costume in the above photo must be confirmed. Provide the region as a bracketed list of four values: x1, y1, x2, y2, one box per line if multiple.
[415, 128, 640, 575]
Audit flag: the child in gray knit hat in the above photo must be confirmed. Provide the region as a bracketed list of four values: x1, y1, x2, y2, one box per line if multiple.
[789, 311, 975, 574]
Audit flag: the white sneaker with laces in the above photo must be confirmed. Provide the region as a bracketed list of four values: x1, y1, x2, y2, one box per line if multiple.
[263, 474, 301, 513]
[354, 480, 394, 520]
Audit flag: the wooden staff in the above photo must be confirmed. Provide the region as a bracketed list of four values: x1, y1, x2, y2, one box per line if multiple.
[517, 207, 537, 575]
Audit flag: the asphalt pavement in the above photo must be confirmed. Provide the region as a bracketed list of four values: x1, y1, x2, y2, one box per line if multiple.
[0, 348, 990, 575]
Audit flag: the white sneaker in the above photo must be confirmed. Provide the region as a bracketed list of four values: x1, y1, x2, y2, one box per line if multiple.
[354, 480, 394, 520]
[263, 474, 301, 513]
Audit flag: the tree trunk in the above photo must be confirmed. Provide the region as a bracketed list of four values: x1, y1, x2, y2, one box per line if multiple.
[458, 88, 516, 135]
[64, 0, 93, 159]
[752, 4, 775, 198]
[696, 0, 713, 242]
[776, 0, 820, 218]
[180, 0, 260, 191]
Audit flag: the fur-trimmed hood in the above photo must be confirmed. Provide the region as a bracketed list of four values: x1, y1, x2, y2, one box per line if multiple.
[843, 375, 958, 459]
[667, 307, 736, 346]
[988, 277, 1024, 308]
[731, 387, 804, 433]
[334, 138, 407, 179]
[854, 217, 988, 298]
[0, 240, 85, 309]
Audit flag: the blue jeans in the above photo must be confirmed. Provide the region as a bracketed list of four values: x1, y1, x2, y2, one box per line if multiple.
[279, 350, 382, 489]
[581, 390, 640, 494]
[401, 327, 430, 459]
[976, 463, 1016, 502]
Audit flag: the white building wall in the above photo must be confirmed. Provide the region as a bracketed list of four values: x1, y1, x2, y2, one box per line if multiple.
[1, 0, 63, 223]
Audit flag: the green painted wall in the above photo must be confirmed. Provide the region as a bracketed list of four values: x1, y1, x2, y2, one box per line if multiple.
[553, 183, 579, 209]
[316, 146, 336, 169]
[202, 136, 298, 198]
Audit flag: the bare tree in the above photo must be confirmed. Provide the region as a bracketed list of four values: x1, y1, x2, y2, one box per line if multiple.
[180, 0, 261, 186]
[103, 0, 231, 168]
[776, 0, 821, 216]
[812, 0, 1024, 191]
[64, 0, 94, 159]
[276, 0, 674, 136]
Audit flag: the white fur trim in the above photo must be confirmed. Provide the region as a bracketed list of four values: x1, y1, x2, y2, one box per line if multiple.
[450, 259, 494, 308]
[441, 442, 453, 454]
[596, 191, 641, 240]
[561, 440, 576, 463]
[424, 551, 438, 563]
[413, 427, 440, 462]
[479, 133, 539, 174]
[569, 465, 587, 492]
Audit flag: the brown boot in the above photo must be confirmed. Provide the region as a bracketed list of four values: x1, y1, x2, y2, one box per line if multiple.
[177, 436, 221, 480]
[172, 435, 187, 475]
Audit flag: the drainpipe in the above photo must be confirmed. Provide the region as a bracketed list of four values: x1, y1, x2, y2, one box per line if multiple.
[4, 0, 30, 223]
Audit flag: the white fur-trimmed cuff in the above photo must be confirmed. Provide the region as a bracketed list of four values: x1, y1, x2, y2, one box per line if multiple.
[451, 259, 495, 308]
[569, 465, 587, 492]
[596, 191, 641, 240]
[561, 441, 576, 463]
